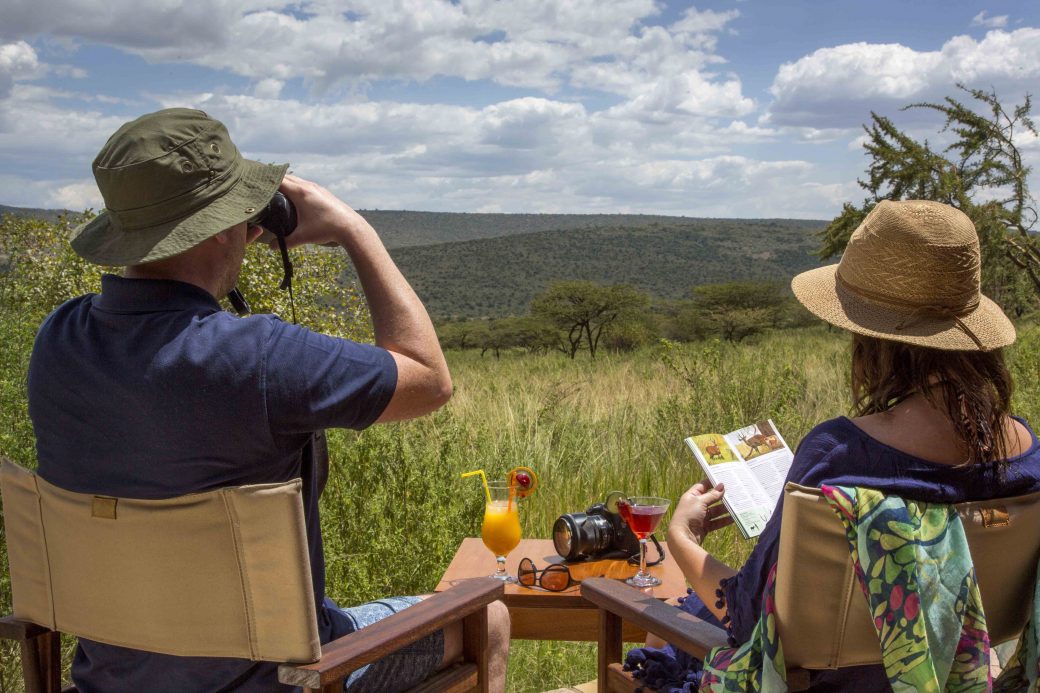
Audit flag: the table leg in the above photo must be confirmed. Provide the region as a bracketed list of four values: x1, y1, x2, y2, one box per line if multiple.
[598, 610, 622, 693]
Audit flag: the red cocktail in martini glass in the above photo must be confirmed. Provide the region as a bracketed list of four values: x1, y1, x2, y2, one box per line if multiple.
[617, 496, 670, 587]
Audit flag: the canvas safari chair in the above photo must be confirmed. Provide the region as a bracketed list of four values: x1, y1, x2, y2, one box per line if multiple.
[582, 482, 1040, 692]
[0, 459, 503, 693]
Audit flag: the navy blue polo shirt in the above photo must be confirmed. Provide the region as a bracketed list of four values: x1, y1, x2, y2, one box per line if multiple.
[27, 275, 397, 692]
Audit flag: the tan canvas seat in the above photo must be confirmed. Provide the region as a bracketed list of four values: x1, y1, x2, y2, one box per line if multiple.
[774, 483, 1040, 670]
[583, 482, 1040, 692]
[1, 459, 320, 662]
[0, 459, 503, 692]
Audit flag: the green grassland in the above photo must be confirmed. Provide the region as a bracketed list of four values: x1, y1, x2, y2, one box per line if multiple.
[368, 219, 825, 318]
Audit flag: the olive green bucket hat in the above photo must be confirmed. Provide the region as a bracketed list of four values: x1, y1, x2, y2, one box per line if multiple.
[70, 108, 288, 266]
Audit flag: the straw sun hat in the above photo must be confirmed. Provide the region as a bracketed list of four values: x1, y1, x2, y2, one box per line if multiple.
[791, 199, 1015, 352]
[69, 108, 288, 266]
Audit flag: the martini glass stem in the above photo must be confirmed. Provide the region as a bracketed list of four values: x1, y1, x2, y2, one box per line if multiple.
[493, 556, 508, 579]
[638, 538, 648, 580]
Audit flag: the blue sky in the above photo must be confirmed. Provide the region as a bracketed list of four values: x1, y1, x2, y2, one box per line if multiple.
[1, 0, 1038, 219]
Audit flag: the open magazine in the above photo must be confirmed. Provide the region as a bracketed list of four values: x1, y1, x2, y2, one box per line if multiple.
[685, 419, 794, 539]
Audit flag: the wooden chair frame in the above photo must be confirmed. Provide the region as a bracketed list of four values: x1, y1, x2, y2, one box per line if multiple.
[582, 578, 811, 693]
[1, 578, 503, 693]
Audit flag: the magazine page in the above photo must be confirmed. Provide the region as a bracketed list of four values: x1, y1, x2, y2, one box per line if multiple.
[685, 435, 773, 538]
[724, 420, 794, 518]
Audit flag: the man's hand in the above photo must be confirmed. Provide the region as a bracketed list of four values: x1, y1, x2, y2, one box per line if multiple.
[667, 480, 731, 546]
[273, 174, 369, 249]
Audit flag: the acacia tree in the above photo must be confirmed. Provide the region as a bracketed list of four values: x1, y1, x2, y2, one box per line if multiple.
[530, 281, 649, 358]
[690, 281, 788, 342]
[819, 85, 1038, 314]
[437, 319, 488, 351]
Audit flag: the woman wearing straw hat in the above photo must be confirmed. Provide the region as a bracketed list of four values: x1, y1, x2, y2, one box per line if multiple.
[628, 200, 1040, 690]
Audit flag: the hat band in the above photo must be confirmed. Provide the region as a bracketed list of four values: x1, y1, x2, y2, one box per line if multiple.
[836, 271, 985, 349]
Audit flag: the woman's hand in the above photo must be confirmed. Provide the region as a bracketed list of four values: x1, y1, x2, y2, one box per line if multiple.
[668, 480, 731, 546]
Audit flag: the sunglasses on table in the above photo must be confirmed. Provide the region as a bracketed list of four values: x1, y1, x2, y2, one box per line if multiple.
[517, 557, 580, 592]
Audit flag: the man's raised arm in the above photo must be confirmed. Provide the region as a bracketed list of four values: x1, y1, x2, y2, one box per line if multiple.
[277, 174, 452, 422]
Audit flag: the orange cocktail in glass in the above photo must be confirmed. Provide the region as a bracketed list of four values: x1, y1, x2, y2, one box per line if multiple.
[482, 480, 521, 581]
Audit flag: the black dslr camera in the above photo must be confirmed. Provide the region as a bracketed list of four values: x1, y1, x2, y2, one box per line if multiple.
[553, 492, 646, 562]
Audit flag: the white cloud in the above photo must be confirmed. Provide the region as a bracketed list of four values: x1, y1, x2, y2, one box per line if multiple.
[253, 78, 284, 99]
[5, 0, 748, 109]
[199, 92, 835, 215]
[0, 0, 248, 51]
[971, 11, 1008, 29]
[1, 1, 893, 220]
[847, 133, 870, 151]
[0, 41, 41, 98]
[48, 180, 102, 210]
[764, 28, 1040, 129]
[0, 84, 126, 167]
[0, 86, 827, 217]
[671, 7, 740, 38]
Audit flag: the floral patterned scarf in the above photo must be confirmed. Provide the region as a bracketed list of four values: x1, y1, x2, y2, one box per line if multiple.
[694, 486, 1039, 692]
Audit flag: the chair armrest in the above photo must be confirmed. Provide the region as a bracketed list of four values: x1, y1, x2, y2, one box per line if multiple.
[278, 578, 503, 690]
[0, 616, 53, 642]
[581, 578, 729, 660]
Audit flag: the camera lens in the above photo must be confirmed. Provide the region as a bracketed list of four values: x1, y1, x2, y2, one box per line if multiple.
[552, 512, 615, 560]
[553, 516, 576, 559]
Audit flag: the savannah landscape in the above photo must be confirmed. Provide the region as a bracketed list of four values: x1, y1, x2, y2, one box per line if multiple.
[1, 87, 1039, 691]
[2, 213, 1040, 692]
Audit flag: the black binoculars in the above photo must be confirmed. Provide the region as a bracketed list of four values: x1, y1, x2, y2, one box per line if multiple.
[250, 191, 298, 241]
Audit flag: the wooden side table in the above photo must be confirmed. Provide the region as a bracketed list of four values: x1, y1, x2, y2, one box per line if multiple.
[435, 538, 687, 642]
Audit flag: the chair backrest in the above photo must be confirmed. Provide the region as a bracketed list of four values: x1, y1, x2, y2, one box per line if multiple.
[775, 482, 1040, 670]
[0, 459, 320, 663]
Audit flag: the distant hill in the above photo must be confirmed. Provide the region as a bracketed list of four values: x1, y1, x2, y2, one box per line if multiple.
[358, 210, 747, 248]
[375, 218, 827, 318]
[3, 204, 821, 251]
[3, 204, 828, 318]
[0, 204, 71, 223]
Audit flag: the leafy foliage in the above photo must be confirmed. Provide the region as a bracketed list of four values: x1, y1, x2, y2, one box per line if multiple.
[819, 85, 1038, 315]
[234, 243, 372, 342]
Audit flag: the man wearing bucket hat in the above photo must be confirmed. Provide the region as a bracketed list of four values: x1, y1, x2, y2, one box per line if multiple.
[26, 109, 509, 692]
[625, 200, 1040, 690]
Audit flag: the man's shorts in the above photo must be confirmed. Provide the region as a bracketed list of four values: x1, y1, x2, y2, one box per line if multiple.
[324, 596, 445, 693]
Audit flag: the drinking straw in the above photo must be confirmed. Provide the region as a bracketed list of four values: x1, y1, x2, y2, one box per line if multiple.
[461, 469, 492, 504]
[507, 484, 515, 513]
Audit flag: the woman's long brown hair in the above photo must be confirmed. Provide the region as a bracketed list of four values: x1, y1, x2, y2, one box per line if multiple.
[850, 334, 1014, 465]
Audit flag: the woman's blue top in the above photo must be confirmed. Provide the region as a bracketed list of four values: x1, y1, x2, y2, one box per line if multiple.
[630, 415, 1040, 692]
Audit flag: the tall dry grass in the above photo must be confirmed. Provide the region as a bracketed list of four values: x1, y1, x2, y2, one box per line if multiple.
[321, 327, 838, 691]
